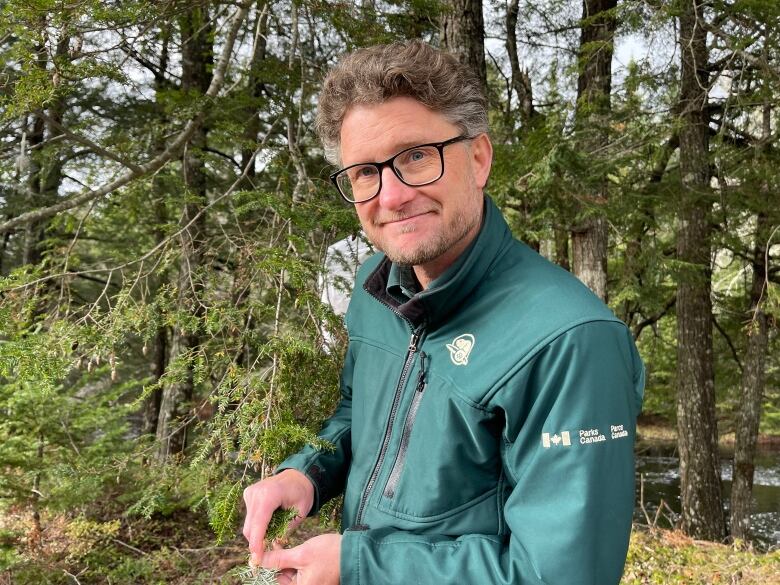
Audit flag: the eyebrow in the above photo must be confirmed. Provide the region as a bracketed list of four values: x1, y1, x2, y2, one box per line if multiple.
[390, 138, 431, 151]
[343, 138, 437, 167]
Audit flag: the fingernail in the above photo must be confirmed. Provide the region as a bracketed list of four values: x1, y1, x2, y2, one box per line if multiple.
[249, 552, 261, 567]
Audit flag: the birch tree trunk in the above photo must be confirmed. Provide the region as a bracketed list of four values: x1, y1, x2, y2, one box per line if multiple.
[676, 0, 725, 541]
[571, 0, 616, 301]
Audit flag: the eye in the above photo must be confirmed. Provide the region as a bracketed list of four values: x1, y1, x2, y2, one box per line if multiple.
[399, 147, 434, 166]
[347, 165, 378, 182]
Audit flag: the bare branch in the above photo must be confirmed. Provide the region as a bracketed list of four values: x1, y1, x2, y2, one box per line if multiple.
[35, 109, 143, 173]
[632, 295, 676, 340]
[713, 315, 743, 373]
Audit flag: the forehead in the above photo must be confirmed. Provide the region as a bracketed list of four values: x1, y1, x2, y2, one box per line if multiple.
[339, 96, 458, 165]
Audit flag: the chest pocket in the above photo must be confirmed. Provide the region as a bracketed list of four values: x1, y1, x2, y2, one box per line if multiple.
[375, 369, 503, 521]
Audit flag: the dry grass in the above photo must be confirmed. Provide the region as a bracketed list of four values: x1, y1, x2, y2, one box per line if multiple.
[623, 526, 780, 584]
[637, 418, 780, 450]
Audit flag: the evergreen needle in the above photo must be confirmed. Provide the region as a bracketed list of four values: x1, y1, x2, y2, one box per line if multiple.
[266, 507, 299, 543]
[231, 564, 281, 585]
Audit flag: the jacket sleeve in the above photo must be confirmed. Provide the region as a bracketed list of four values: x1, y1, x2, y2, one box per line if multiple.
[275, 343, 355, 515]
[339, 320, 645, 585]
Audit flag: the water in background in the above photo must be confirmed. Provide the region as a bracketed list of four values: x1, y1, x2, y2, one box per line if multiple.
[635, 445, 780, 550]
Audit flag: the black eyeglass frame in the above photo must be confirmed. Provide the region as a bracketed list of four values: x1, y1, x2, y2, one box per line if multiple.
[329, 134, 473, 204]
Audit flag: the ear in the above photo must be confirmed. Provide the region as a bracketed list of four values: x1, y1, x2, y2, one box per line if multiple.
[469, 133, 493, 189]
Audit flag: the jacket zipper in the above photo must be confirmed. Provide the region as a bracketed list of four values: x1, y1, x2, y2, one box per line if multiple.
[383, 351, 427, 499]
[354, 328, 422, 527]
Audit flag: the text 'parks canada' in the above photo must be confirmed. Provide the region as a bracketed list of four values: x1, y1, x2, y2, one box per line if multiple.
[579, 428, 606, 444]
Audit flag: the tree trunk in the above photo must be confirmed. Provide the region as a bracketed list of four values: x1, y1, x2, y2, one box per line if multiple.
[142, 26, 171, 438]
[505, 0, 535, 125]
[571, 0, 616, 301]
[554, 226, 570, 270]
[440, 0, 487, 96]
[30, 434, 44, 552]
[156, 5, 213, 462]
[241, 0, 270, 183]
[142, 326, 167, 436]
[676, 0, 725, 541]
[729, 218, 771, 539]
[571, 217, 608, 297]
[0, 226, 10, 274]
[22, 112, 45, 267]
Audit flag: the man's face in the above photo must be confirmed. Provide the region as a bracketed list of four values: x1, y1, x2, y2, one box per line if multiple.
[338, 97, 492, 272]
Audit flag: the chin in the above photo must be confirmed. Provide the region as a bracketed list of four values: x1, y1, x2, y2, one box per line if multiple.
[385, 240, 444, 266]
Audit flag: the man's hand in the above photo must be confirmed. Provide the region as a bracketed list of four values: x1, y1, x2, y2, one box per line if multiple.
[242, 469, 315, 564]
[261, 533, 341, 585]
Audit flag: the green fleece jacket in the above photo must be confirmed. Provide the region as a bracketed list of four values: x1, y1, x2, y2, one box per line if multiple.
[278, 196, 645, 584]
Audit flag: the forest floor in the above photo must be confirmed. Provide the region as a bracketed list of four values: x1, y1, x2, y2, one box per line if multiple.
[3, 510, 779, 584]
[623, 526, 780, 584]
[3, 418, 779, 584]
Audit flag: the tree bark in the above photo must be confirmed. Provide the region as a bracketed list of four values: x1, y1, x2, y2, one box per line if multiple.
[142, 26, 171, 438]
[676, 0, 725, 541]
[142, 328, 167, 436]
[440, 0, 487, 96]
[730, 169, 772, 539]
[156, 5, 214, 462]
[22, 110, 47, 267]
[554, 226, 570, 270]
[0, 225, 10, 274]
[571, 0, 616, 301]
[23, 34, 68, 267]
[241, 0, 270, 183]
[30, 434, 44, 552]
[505, 0, 535, 125]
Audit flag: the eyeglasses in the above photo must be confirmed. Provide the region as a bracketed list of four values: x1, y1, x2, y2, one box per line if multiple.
[330, 135, 472, 203]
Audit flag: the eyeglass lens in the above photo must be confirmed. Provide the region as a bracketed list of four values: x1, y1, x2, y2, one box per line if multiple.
[336, 144, 443, 202]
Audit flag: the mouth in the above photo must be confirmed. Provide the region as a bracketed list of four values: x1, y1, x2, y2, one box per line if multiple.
[378, 210, 435, 227]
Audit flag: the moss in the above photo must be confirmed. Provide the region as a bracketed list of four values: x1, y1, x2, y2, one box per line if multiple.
[622, 527, 780, 584]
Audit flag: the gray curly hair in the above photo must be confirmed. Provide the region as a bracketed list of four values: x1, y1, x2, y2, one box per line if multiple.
[315, 40, 489, 165]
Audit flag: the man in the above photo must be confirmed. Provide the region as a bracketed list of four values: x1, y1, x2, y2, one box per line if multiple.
[243, 40, 644, 585]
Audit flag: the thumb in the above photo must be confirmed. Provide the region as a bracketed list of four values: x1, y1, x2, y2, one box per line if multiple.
[261, 546, 298, 571]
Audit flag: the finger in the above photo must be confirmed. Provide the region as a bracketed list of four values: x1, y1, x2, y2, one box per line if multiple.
[243, 493, 275, 555]
[249, 551, 262, 568]
[275, 569, 296, 585]
[246, 512, 272, 556]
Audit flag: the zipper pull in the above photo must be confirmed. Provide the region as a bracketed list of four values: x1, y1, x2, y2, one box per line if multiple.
[408, 331, 420, 353]
[416, 352, 427, 392]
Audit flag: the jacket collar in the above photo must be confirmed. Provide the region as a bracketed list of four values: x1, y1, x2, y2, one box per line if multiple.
[363, 196, 512, 328]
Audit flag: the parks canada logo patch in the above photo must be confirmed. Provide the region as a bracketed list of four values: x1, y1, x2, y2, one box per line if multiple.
[447, 333, 475, 366]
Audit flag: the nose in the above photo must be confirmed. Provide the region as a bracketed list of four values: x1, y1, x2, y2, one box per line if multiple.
[377, 166, 417, 210]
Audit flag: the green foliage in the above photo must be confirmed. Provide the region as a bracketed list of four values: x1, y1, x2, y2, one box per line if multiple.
[266, 507, 299, 543]
[124, 461, 213, 520]
[208, 480, 243, 545]
[0, 0, 778, 582]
